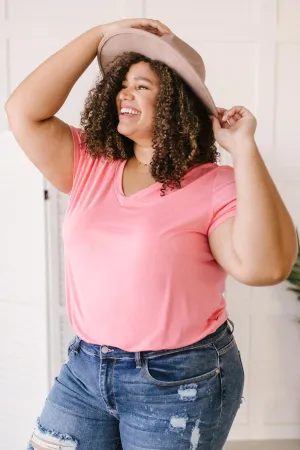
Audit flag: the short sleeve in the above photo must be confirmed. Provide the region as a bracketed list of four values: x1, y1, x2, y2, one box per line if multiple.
[207, 165, 236, 236]
[67, 125, 87, 196]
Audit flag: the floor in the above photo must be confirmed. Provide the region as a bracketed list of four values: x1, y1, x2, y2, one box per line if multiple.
[225, 441, 300, 450]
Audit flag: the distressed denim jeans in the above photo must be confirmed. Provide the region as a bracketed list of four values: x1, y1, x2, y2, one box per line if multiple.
[27, 319, 244, 450]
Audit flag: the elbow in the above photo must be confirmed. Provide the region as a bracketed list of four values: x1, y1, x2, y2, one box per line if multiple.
[5, 102, 12, 121]
[5, 97, 16, 114]
[267, 267, 293, 285]
[234, 265, 293, 287]
[233, 237, 299, 286]
[5, 96, 25, 120]
[5, 100, 30, 130]
[5, 99, 18, 124]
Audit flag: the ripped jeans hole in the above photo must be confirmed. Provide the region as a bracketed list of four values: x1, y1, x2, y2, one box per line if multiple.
[178, 383, 197, 402]
[29, 418, 78, 449]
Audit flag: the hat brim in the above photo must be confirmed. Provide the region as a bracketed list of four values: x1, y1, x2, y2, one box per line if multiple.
[97, 28, 218, 117]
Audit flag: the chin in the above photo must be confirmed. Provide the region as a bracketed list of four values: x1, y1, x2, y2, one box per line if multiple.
[117, 124, 134, 139]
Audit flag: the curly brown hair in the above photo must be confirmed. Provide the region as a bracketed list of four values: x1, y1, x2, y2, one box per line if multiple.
[80, 52, 219, 195]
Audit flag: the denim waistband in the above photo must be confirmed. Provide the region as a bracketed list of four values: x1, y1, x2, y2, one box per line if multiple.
[73, 319, 234, 367]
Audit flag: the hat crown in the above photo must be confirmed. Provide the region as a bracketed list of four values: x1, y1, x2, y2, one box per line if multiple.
[99, 28, 206, 82]
[160, 33, 206, 82]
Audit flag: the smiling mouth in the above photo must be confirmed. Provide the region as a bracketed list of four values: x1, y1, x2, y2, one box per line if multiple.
[119, 107, 141, 117]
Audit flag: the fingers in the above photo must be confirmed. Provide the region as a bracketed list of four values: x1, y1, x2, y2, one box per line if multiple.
[216, 107, 232, 124]
[215, 107, 237, 128]
[217, 106, 251, 122]
[226, 106, 248, 119]
[138, 19, 172, 35]
[156, 20, 172, 33]
[210, 114, 231, 131]
[222, 121, 231, 129]
[149, 19, 172, 34]
[226, 113, 240, 127]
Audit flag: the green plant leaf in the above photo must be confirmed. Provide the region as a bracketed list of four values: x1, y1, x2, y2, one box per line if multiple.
[287, 287, 300, 295]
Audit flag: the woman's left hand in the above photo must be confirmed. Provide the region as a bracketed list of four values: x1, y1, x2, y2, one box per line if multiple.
[210, 106, 257, 154]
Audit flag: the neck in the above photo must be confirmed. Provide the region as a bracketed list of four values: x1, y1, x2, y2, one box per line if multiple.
[132, 141, 154, 173]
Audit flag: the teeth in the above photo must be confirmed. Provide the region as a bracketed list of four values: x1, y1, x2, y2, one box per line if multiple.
[121, 108, 140, 115]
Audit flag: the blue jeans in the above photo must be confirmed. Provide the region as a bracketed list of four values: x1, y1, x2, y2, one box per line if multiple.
[27, 319, 244, 450]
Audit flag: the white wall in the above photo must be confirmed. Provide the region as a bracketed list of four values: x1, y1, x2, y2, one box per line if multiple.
[1, 1, 300, 449]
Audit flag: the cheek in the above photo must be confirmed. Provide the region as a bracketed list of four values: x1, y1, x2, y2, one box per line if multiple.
[150, 99, 158, 118]
[143, 101, 157, 121]
[149, 106, 157, 125]
[140, 111, 155, 128]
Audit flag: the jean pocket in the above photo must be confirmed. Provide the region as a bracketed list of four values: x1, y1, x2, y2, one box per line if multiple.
[217, 336, 236, 356]
[143, 345, 220, 387]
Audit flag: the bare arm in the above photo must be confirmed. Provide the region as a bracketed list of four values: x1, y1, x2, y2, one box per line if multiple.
[209, 142, 298, 285]
[5, 26, 104, 122]
[5, 19, 171, 193]
[231, 141, 297, 281]
[208, 106, 298, 286]
[5, 25, 105, 193]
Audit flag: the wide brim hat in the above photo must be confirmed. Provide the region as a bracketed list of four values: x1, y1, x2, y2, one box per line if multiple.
[97, 27, 218, 118]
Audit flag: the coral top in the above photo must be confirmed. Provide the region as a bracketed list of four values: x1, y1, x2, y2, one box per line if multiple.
[62, 126, 237, 351]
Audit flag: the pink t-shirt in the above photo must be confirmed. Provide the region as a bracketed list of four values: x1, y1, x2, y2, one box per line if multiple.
[62, 126, 237, 351]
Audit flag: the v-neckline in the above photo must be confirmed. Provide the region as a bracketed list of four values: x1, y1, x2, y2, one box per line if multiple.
[114, 159, 160, 204]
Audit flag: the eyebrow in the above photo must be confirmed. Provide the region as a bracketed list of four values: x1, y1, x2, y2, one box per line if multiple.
[123, 76, 154, 85]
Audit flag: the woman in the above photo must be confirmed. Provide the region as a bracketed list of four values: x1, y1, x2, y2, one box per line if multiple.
[5, 18, 297, 450]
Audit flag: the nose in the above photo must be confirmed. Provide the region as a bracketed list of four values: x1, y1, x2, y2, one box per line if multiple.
[119, 87, 134, 101]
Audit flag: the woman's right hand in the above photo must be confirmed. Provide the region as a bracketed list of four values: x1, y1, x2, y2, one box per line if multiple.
[99, 18, 172, 38]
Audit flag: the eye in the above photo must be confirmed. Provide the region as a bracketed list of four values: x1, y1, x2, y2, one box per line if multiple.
[137, 85, 149, 90]
[121, 85, 127, 90]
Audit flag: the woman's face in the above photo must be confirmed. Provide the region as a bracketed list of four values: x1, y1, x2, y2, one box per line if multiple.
[116, 61, 160, 144]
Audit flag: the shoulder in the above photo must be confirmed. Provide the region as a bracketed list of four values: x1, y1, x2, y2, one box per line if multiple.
[69, 126, 87, 156]
[188, 162, 234, 176]
[183, 163, 234, 188]
[67, 126, 118, 197]
[212, 164, 235, 189]
[69, 125, 113, 167]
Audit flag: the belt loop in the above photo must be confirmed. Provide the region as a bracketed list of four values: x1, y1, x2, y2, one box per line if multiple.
[135, 352, 143, 369]
[227, 318, 235, 334]
[73, 336, 81, 353]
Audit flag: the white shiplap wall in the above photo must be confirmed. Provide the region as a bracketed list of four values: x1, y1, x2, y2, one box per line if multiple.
[1, 1, 300, 449]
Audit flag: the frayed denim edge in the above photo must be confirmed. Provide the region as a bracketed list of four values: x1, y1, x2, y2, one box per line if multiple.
[27, 416, 78, 448]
